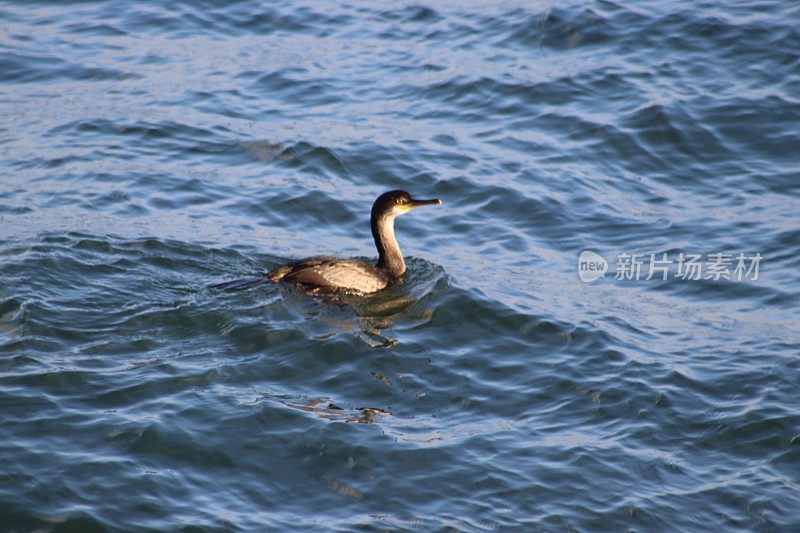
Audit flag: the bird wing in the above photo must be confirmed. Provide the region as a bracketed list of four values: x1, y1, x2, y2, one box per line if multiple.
[269, 257, 389, 294]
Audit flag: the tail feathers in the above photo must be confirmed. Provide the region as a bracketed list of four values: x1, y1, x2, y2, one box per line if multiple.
[209, 276, 268, 291]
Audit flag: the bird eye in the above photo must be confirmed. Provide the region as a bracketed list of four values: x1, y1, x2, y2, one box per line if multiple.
[397, 198, 406, 204]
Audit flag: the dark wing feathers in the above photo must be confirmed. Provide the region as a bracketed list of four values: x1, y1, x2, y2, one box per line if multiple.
[268, 256, 389, 294]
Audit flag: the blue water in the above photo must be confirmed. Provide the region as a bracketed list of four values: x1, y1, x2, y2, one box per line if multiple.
[2, 0, 799, 530]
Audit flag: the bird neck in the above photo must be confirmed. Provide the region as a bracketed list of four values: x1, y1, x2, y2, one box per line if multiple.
[372, 213, 405, 278]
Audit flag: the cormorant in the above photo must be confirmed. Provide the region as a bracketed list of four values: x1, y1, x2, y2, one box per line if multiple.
[212, 190, 441, 295]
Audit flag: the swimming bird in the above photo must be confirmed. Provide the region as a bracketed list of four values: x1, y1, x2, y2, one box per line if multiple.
[212, 190, 441, 295]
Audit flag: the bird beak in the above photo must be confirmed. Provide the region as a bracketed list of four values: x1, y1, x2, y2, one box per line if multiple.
[408, 198, 442, 209]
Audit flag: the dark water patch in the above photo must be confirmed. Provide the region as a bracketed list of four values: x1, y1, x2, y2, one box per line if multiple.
[0, 52, 138, 84]
[62, 21, 129, 37]
[701, 96, 800, 164]
[498, 6, 613, 51]
[272, 140, 351, 177]
[246, 69, 345, 108]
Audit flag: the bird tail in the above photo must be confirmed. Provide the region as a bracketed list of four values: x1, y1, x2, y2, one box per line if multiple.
[208, 276, 269, 291]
